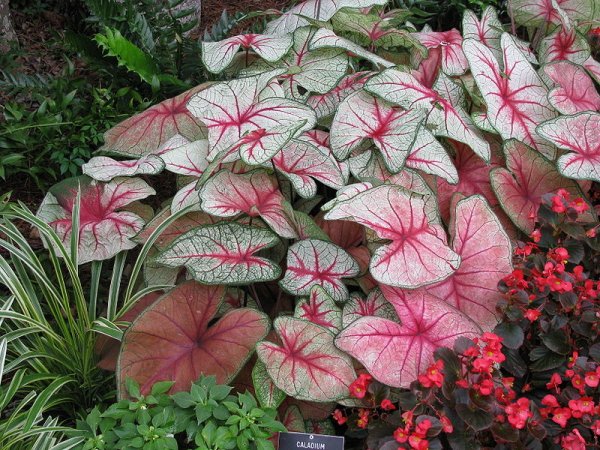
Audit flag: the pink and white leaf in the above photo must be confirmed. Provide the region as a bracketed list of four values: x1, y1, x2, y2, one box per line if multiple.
[405, 128, 458, 184]
[584, 57, 600, 83]
[413, 29, 468, 75]
[462, 6, 502, 60]
[118, 281, 269, 395]
[82, 155, 164, 182]
[387, 168, 442, 225]
[202, 33, 293, 73]
[365, 69, 491, 162]
[171, 180, 201, 214]
[307, 72, 371, 119]
[37, 177, 155, 264]
[315, 213, 364, 249]
[323, 184, 460, 288]
[336, 286, 480, 388]
[544, 61, 600, 114]
[342, 289, 398, 328]
[199, 170, 297, 238]
[154, 222, 281, 284]
[160, 139, 210, 176]
[280, 239, 359, 302]
[271, 139, 345, 198]
[252, 360, 286, 409]
[256, 317, 356, 401]
[294, 286, 343, 332]
[509, 0, 595, 26]
[101, 85, 207, 157]
[537, 112, 600, 182]
[264, 0, 388, 35]
[463, 34, 557, 159]
[330, 90, 424, 173]
[539, 26, 590, 64]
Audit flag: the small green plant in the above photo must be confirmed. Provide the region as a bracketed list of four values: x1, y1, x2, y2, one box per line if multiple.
[73, 376, 286, 450]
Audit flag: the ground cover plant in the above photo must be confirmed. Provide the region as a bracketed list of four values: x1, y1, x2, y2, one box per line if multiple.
[1, 0, 600, 447]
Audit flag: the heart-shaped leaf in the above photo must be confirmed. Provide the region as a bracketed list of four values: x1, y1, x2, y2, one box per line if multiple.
[544, 61, 600, 114]
[101, 85, 207, 157]
[365, 69, 490, 162]
[256, 317, 356, 401]
[82, 155, 164, 182]
[491, 140, 590, 233]
[413, 29, 468, 75]
[462, 6, 502, 60]
[509, 0, 595, 26]
[252, 360, 287, 410]
[323, 184, 460, 288]
[307, 72, 371, 119]
[539, 26, 590, 64]
[160, 139, 210, 177]
[280, 239, 359, 302]
[118, 281, 269, 395]
[404, 127, 458, 184]
[37, 177, 155, 264]
[202, 33, 293, 73]
[537, 112, 600, 182]
[199, 170, 297, 238]
[463, 34, 557, 159]
[187, 70, 316, 163]
[271, 139, 345, 199]
[421, 195, 513, 331]
[294, 286, 343, 332]
[330, 90, 424, 172]
[171, 180, 201, 214]
[335, 286, 481, 388]
[154, 222, 281, 284]
[342, 289, 398, 327]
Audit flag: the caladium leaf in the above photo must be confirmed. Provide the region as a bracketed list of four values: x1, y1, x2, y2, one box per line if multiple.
[490, 140, 587, 233]
[264, 0, 388, 35]
[294, 286, 343, 332]
[315, 214, 364, 249]
[118, 281, 269, 395]
[309, 28, 395, 68]
[281, 406, 306, 433]
[37, 177, 155, 264]
[280, 239, 359, 302]
[365, 69, 490, 162]
[82, 155, 164, 182]
[584, 57, 600, 83]
[543, 61, 600, 114]
[271, 139, 346, 199]
[537, 112, 600, 182]
[539, 26, 590, 64]
[330, 90, 424, 173]
[463, 34, 557, 159]
[160, 139, 210, 177]
[423, 195, 513, 331]
[202, 34, 293, 73]
[252, 360, 287, 410]
[342, 289, 398, 327]
[171, 180, 201, 214]
[509, 0, 596, 26]
[413, 29, 468, 76]
[187, 70, 316, 163]
[256, 317, 356, 401]
[405, 128, 458, 184]
[154, 222, 281, 284]
[101, 85, 207, 157]
[199, 170, 297, 238]
[307, 72, 371, 119]
[323, 184, 460, 288]
[462, 6, 502, 60]
[336, 286, 480, 388]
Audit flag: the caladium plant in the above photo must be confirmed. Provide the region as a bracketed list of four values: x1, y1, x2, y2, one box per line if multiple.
[36, 0, 600, 432]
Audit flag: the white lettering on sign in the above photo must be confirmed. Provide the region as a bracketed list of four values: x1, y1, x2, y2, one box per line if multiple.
[296, 442, 325, 449]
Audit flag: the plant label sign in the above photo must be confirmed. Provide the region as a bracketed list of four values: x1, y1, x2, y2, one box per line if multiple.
[278, 431, 344, 450]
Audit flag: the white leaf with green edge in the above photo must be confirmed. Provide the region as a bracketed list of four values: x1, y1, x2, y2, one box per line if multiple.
[264, 0, 388, 35]
[365, 69, 491, 162]
[252, 360, 287, 409]
[413, 28, 468, 76]
[171, 180, 201, 214]
[537, 112, 600, 182]
[307, 72, 372, 119]
[544, 61, 600, 114]
[509, 0, 596, 27]
[199, 170, 298, 239]
[160, 139, 210, 177]
[256, 317, 356, 401]
[330, 90, 425, 173]
[187, 70, 316, 162]
[323, 184, 460, 288]
[154, 222, 281, 284]
[321, 182, 374, 211]
[234, 122, 308, 165]
[82, 155, 164, 182]
[270, 139, 345, 199]
[387, 168, 442, 225]
[462, 7, 503, 61]
[156, 134, 192, 155]
[463, 34, 557, 159]
[309, 28, 395, 68]
[471, 112, 497, 133]
[280, 239, 359, 302]
[342, 289, 398, 328]
[405, 128, 458, 184]
[539, 26, 590, 65]
[202, 33, 293, 73]
[294, 286, 342, 332]
[584, 57, 600, 83]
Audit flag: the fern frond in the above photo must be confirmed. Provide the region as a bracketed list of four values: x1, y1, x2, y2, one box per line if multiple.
[0, 71, 49, 90]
